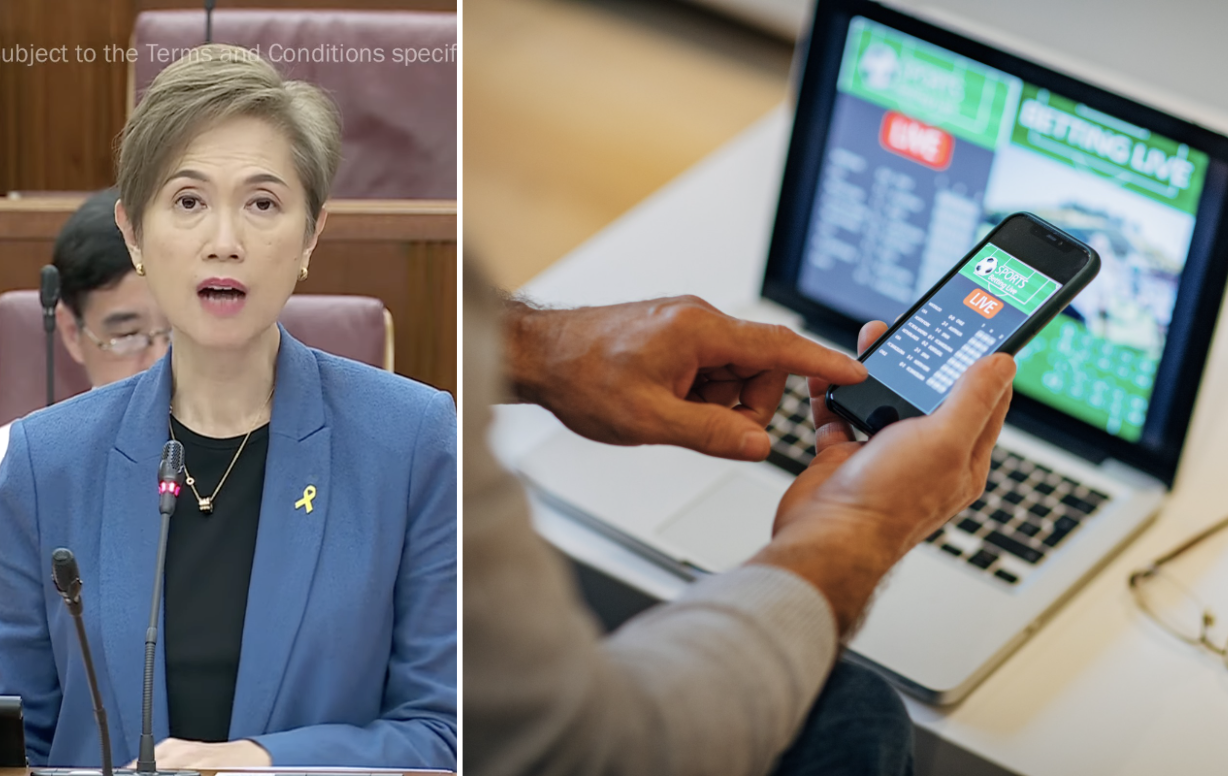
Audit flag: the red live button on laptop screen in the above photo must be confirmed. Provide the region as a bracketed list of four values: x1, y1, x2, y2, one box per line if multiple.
[879, 111, 953, 171]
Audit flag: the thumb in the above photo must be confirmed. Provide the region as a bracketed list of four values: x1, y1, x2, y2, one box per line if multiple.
[662, 397, 772, 461]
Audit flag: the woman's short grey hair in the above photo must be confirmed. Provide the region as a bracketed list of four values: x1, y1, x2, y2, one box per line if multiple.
[117, 43, 342, 241]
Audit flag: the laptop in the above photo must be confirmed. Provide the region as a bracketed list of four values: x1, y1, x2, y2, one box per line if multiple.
[517, 0, 1228, 704]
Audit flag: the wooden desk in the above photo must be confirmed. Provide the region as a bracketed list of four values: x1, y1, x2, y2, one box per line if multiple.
[0, 196, 456, 395]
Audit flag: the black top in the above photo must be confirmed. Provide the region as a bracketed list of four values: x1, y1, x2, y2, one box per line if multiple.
[163, 415, 269, 743]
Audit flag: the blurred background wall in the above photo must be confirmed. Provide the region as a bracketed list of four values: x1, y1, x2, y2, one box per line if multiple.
[465, 0, 1228, 292]
[466, 0, 795, 290]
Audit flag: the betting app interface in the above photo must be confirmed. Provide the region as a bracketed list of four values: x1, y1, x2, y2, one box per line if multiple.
[797, 16, 1209, 441]
[863, 243, 1062, 414]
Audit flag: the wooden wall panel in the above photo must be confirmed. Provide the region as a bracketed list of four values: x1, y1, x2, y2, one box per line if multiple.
[298, 239, 456, 394]
[403, 240, 456, 395]
[0, 197, 456, 395]
[0, 0, 454, 195]
[0, 0, 133, 193]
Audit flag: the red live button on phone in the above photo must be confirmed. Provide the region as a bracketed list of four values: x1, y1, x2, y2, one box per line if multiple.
[964, 289, 1003, 318]
[880, 111, 953, 170]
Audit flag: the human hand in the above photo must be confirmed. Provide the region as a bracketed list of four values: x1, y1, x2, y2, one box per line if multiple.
[751, 321, 1015, 635]
[123, 738, 272, 769]
[502, 295, 867, 461]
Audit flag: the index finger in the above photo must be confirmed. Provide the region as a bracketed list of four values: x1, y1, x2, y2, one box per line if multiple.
[808, 319, 889, 425]
[856, 320, 890, 358]
[700, 318, 869, 384]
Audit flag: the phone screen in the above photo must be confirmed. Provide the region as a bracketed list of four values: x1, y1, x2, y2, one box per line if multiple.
[862, 242, 1064, 414]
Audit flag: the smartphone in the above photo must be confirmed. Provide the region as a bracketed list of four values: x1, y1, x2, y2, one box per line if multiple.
[826, 212, 1100, 435]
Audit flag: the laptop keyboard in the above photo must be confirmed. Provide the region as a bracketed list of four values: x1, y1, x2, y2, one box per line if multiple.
[764, 375, 1111, 586]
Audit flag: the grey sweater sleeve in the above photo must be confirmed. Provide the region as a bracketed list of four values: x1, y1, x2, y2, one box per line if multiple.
[464, 263, 841, 776]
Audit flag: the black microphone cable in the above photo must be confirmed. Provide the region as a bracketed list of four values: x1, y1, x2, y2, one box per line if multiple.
[204, 0, 216, 44]
[50, 548, 113, 776]
[137, 441, 185, 775]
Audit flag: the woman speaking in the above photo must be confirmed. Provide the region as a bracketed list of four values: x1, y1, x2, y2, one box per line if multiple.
[0, 44, 456, 770]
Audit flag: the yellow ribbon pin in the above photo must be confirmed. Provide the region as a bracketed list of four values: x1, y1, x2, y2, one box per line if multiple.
[295, 485, 317, 514]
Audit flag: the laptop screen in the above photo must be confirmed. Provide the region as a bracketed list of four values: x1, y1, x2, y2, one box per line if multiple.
[763, 1, 1228, 486]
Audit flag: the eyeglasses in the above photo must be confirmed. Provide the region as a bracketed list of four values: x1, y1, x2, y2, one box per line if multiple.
[79, 323, 173, 358]
[1128, 514, 1228, 664]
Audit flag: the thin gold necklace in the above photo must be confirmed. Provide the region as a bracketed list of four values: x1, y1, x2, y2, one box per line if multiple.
[168, 385, 275, 514]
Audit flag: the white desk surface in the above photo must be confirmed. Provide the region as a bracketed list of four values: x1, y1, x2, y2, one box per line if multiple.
[488, 101, 1228, 776]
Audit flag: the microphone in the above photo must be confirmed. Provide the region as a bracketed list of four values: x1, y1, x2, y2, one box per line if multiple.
[31, 452, 196, 776]
[157, 441, 185, 518]
[136, 442, 196, 776]
[49, 549, 113, 776]
[39, 265, 60, 408]
[204, 0, 216, 44]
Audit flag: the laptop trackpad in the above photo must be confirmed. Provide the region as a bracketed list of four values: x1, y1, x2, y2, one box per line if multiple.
[518, 429, 738, 537]
[656, 474, 782, 573]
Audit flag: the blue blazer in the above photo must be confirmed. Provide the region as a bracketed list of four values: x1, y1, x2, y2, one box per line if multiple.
[0, 327, 456, 769]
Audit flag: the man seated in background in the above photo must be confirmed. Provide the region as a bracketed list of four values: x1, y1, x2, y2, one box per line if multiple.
[0, 188, 170, 460]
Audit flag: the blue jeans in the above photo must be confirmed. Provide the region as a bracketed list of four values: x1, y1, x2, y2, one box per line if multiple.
[771, 658, 915, 776]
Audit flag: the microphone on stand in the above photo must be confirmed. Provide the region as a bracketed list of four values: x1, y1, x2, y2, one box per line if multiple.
[39, 265, 60, 408]
[48, 548, 114, 776]
[30, 452, 198, 776]
[135, 441, 197, 776]
[204, 0, 216, 44]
